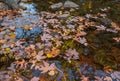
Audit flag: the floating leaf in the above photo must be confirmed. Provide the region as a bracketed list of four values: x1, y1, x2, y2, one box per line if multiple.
[35, 51, 46, 61]
[39, 61, 56, 73]
[46, 53, 53, 58]
[5, 48, 10, 51]
[64, 48, 79, 61]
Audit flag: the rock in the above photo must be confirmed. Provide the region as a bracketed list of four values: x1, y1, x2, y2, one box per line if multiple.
[0, 0, 21, 10]
[64, 0, 79, 9]
[97, 18, 112, 25]
[57, 13, 70, 20]
[0, 2, 8, 10]
[50, 2, 63, 10]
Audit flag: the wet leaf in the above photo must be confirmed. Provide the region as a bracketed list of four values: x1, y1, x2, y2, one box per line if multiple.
[39, 61, 56, 73]
[41, 33, 53, 42]
[35, 51, 46, 61]
[64, 48, 79, 61]
[46, 53, 53, 58]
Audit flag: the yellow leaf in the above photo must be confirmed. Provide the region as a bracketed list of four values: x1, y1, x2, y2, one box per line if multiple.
[5, 47, 10, 51]
[51, 47, 60, 57]
[10, 33, 15, 39]
[46, 53, 53, 58]
[48, 70, 55, 76]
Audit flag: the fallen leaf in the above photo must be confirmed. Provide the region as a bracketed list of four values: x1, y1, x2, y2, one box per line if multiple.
[39, 61, 56, 73]
[9, 26, 15, 31]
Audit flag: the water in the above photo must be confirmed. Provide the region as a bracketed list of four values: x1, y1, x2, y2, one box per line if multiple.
[0, 0, 120, 81]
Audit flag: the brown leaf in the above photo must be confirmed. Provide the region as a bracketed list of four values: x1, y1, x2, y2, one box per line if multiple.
[9, 26, 15, 31]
